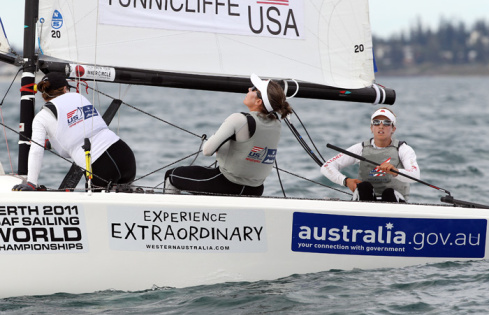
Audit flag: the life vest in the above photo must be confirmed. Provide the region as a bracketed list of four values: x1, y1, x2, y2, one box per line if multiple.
[217, 112, 281, 187]
[48, 93, 119, 167]
[358, 139, 410, 200]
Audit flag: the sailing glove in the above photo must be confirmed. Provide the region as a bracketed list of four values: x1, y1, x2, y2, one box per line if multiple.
[12, 182, 37, 191]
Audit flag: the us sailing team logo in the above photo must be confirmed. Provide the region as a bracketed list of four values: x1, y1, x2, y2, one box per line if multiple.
[246, 146, 277, 164]
[369, 158, 391, 177]
[67, 105, 99, 128]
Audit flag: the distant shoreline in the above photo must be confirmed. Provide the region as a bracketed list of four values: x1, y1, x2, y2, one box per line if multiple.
[376, 64, 489, 77]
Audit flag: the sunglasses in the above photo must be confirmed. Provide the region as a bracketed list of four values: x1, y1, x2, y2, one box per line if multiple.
[250, 86, 262, 99]
[371, 119, 393, 126]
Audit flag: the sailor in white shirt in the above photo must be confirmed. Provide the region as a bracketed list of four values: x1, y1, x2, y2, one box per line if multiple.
[12, 72, 136, 191]
[321, 108, 420, 202]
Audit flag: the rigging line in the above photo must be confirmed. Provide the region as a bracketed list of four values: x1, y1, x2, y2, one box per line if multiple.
[189, 135, 207, 166]
[0, 67, 23, 174]
[292, 108, 325, 163]
[0, 120, 108, 185]
[284, 117, 323, 166]
[0, 67, 22, 106]
[133, 150, 202, 185]
[273, 166, 352, 196]
[83, 85, 203, 139]
[274, 158, 286, 198]
[0, 108, 14, 174]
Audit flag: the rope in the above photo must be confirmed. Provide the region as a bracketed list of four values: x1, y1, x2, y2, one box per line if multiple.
[274, 158, 286, 198]
[83, 85, 203, 139]
[0, 120, 109, 186]
[291, 108, 326, 163]
[132, 150, 202, 185]
[273, 166, 352, 196]
[0, 68, 23, 174]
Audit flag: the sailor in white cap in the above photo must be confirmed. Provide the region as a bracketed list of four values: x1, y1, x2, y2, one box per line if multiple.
[320, 107, 420, 202]
[164, 74, 293, 195]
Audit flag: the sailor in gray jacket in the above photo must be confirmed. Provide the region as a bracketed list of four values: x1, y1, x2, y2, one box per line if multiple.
[165, 74, 293, 196]
[321, 108, 420, 202]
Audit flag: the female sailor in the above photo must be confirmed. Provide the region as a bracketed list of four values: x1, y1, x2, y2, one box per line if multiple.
[12, 72, 136, 191]
[321, 108, 420, 202]
[165, 73, 293, 196]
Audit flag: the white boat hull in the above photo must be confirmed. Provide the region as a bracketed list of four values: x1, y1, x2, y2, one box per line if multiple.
[0, 174, 487, 298]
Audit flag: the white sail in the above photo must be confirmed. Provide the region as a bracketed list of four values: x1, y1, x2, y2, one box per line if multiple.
[38, 0, 375, 88]
[0, 17, 11, 54]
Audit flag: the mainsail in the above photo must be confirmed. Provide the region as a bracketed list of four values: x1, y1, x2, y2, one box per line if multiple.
[37, 0, 395, 104]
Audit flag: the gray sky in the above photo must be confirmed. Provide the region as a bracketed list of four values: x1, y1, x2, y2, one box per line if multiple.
[1, 0, 489, 48]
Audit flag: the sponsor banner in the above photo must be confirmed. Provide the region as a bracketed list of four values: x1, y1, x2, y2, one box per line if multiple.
[69, 64, 116, 82]
[99, 0, 304, 39]
[108, 206, 267, 252]
[0, 205, 88, 254]
[292, 212, 487, 258]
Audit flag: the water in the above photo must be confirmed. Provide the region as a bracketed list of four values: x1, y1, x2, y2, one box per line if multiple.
[1, 76, 489, 313]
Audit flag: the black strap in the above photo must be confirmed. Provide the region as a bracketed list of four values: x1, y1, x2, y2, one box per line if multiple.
[240, 112, 256, 138]
[58, 99, 123, 190]
[44, 102, 57, 119]
[214, 112, 257, 153]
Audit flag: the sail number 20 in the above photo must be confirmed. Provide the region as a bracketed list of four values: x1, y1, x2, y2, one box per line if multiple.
[51, 30, 61, 38]
[354, 44, 364, 53]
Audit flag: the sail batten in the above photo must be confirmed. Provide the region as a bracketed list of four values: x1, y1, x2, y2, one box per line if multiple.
[38, 0, 385, 93]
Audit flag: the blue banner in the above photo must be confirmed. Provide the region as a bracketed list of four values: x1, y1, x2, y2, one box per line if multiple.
[291, 212, 486, 258]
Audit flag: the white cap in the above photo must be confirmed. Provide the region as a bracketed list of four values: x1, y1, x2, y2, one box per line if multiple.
[371, 108, 396, 125]
[250, 73, 273, 113]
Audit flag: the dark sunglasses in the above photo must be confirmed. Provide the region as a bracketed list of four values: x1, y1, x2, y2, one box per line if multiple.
[250, 86, 262, 99]
[371, 119, 393, 126]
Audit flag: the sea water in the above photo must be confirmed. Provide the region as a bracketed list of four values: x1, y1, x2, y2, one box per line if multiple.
[0, 76, 488, 314]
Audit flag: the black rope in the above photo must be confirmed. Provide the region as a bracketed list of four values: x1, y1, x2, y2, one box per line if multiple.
[189, 134, 207, 166]
[0, 120, 111, 187]
[83, 85, 203, 139]
[273, 166, 352, 196]
[285, 117, 323, 166]
[131, 150, 202, 185]
[0, 67, 23, 107]
[274, 158, 286, 198]
[291, 108, 326, 163]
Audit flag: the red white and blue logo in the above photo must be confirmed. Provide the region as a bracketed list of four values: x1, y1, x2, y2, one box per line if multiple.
[246, 146, 277, 164]
[67, 105, 99, 128]
[368, 158, 391, 177]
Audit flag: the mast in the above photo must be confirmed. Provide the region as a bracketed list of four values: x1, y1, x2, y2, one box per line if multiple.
[18, 0, 39, 175]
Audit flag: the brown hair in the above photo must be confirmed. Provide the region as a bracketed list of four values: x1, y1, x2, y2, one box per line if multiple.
[37, 80, 66, 101]
[257, 80, 293, 120]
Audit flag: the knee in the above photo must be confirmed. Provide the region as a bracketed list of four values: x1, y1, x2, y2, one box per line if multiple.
[382, 188, 405, 202]
[356, 182, 375, 201]
[357, 181, 373, 190]
[164, 169, 174, 180]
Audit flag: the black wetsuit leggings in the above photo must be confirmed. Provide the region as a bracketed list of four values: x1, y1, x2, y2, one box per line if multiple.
[90, 139, 136, 188]
[357, 181, 405, 203]
[165, 166, 264, 196]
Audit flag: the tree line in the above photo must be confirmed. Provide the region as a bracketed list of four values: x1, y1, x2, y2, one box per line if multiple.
[373, 19, 489, 74]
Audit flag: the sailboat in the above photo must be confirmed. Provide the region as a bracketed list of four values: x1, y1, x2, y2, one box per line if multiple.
[0, 0, 488, 299]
